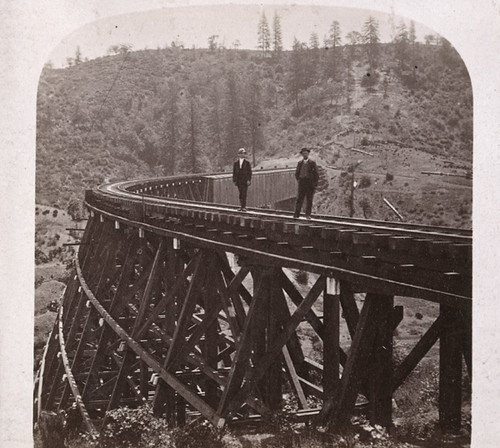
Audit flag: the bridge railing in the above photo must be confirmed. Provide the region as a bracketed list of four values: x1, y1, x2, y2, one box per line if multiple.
[111, 167, 296, 207]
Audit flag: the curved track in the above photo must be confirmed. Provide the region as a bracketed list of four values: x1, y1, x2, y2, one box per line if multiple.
[91, 173, 472, 304]
[35, 170, 472, 435]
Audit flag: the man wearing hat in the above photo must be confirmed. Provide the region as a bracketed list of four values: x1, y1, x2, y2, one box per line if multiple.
[293, 147, 319, 219]
[233, 148, 252, 211]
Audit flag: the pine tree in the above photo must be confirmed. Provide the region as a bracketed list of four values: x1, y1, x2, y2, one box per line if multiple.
[344, 60, 355, 111]
[439, 37, 458, 67]
[324, 20, 342, 80]
[187, 93, 199, 173]
[310, 32, 320, 49]
[272, 11, 283, 59]
[408, 20, 417, 62]
[394, 21, 409, 68]
[343, 30, 360, 109]
[161, 80, 180, 174]
[309, 32, 320, 82]
[286, 38, 308, 110]
[424, 34, 438, 46]
[345, 31, 361, 61]
[257, 11, 271, 56]
[409, 21, 417, 47]
[223, 71, 246, 163]
[246, 74, 265, 167]
[207, 82, 224, 169]
[362, 16, 380, 70]
[74, 46, 82, 65]
[208, 35, 219, 51]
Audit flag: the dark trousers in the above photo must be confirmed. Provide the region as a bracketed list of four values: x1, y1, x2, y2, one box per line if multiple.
[294, 179, 314, 217]
[237, 183, 248, 208]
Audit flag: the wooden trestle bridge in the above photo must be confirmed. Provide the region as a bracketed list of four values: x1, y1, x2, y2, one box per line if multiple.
[34, 168, 472, 436]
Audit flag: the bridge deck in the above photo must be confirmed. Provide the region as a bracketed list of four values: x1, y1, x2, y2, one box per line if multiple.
[34, 171, 471, 437]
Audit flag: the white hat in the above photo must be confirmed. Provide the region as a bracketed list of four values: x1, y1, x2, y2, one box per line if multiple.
[238, 148, 247, 154]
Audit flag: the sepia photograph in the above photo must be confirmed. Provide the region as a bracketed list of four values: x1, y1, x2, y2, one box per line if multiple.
[1, 1, 499, 447]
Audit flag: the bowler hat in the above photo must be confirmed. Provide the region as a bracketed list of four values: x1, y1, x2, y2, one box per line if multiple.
[300, 148, 310, 154]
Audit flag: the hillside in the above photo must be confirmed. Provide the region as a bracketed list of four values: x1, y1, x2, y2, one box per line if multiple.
[34, 205, 82, 365]
[36, 41, 472, 229]
[34, 40, 472, 447]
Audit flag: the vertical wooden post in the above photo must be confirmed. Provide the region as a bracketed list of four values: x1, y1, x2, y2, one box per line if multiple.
[171, 246, 189, 426]
[369, 294, 394, 428]
[252, 266, 283, 411]
[140, 362, 149, 398]
[339, 281, 359, 339]
[158, 239, 177, 422]
[439, 304, 463, 430]
[204, 253, 219, 407]
[330, 293, 378, 428]
[323, 278, 340, 414]
[461, 305, 472, 382]
[251, 267, 268, 407]
[176, 395, 186, 426]
[266, 266, 283, 410]
[152, 242, 182, 420]
[217, 267, 265, 417]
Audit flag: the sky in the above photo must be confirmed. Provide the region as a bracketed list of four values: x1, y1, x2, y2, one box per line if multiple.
[48, 4, 435, 68]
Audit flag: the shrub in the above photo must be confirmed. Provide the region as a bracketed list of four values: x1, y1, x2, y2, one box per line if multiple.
[35, 248, 49, 265]
[67, 199, 86, 220]
[98, 405, 229, 448]
[360, 71, 379, 89]
[359, 198, 372, 218]
[35, 275, 45, 288]
[171, 423, 227, 448]
[385, 173, 394, 182]
[358, 175, 371, 189]
[48, 247, 63, 261]
[47, 236, 57, 247]
[100, 405, 171, 448]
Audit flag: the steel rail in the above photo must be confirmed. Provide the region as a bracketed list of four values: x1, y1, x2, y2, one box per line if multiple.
[109, 172, 471, 237]
[85, 201, 470, 307]
[97, 181, 471, 243]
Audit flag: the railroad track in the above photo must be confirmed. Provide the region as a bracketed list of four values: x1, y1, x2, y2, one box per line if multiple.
[108, 175, 472, 238]
[89, 176, 472, 305]
[35, 171, 472, 436]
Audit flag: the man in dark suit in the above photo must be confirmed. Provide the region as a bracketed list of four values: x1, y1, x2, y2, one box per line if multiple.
[293, 148, 319, 219]
[233, 148, 252, 211]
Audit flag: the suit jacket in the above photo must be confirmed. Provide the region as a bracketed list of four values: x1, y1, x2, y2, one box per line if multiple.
[295, 158, 319, 187]
[233, 159, 252, 185]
